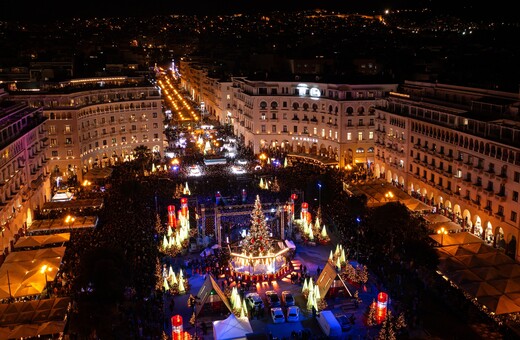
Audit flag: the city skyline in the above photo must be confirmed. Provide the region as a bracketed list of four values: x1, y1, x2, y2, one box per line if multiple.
[1, 0, 518, 22]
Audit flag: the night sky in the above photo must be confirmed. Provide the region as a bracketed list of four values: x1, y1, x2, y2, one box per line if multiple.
[1, 0, 517, 22]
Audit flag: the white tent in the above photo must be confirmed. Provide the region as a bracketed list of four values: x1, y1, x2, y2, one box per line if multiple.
[51, 191, 73, 202]
[212, 313, 253, 340]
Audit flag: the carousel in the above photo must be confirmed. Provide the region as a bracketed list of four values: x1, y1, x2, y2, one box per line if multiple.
[228, 195, 292, 281]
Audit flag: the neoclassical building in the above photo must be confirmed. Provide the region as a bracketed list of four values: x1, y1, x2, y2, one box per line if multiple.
[373, 81, 520, 260]
[179, 59, 398, 167]
[0, 89, 51, 253]
[10, 77, 164, 183]
[180, 60, 520, 260]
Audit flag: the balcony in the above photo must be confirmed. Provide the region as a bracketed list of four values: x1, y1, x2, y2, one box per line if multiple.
[484, 170, 495, 179]
[494, 212, 505, 221]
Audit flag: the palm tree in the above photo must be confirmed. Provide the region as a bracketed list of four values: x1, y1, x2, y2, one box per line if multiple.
[133, 145, 153, 174]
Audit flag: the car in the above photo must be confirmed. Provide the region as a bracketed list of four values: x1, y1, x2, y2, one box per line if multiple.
[270, 307, 285, 323]
[245, 292, 264, 310]
[335, 314, 352, 332]
[286, 306, 300, 322]
[281, 291, 295, 307]
[265, 290, 281, 308]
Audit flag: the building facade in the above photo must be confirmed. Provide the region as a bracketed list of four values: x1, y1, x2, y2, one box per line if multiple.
[373, 81, 520, 260]
[0, 89, 51, 254]
[179, 59, 397, 168]
[10, 77, 164, 183]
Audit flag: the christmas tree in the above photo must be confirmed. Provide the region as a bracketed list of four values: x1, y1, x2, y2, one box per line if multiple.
[242, 195, 272, 256]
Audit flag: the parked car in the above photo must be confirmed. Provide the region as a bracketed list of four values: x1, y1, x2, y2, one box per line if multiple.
[281, 291, 295, 307]
[245, 292, 264, 310]
[270, 307, 285, 323]
[287, 306, 300, 322]
[265, 290, 281, 308]
[335, 314, 352, 332]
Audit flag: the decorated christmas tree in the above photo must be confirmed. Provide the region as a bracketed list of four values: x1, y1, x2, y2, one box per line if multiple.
[378, 311, 396, 340]
[242, 195, 272, 256]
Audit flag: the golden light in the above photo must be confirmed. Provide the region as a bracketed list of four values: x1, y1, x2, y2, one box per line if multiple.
[82, 180, 91, 186]
[171, 158, 180, 165]
[259, 153, 267, 161]
[40, 264, 51, 274]
[437, 227, 448, 235]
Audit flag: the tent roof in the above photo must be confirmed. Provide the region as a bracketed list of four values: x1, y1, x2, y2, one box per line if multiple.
[404, 199, 432, 212]
[430, 231, 484, 246]
[0, 297, 70, 326]
[478, 295, 520, 315]
[213, 314, 253, 340]
[423, 213, 451, 224]
[316, 261, 352, 299]
[195, 274, 232, 317]
[431, 220, 462, 233]
[51, 191, 73, 202]
[14, 233, 70, 249]
[28, 216, 99, 235]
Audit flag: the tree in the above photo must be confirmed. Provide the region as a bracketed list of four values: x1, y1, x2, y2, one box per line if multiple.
[242, 195, 272, 256]
[378, 310, 396, 340]
[133, 145, 153, 174]
[366, 299, 377, 326]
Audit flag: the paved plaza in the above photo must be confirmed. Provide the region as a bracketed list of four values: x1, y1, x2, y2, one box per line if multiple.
[163, 237, 386, 340]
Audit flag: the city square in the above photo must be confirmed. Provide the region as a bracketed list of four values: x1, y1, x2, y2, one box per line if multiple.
[0, 3, 520, 340]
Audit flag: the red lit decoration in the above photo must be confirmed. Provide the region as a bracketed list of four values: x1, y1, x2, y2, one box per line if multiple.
[376, 292, 388, 324]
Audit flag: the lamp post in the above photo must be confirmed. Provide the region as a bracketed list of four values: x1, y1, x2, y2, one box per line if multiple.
[356, 217, 361, 263]
[317, 183, 322, 220]
[437, 227, 448, 246]
[65, 215, 75, 231]
[385, 191, 394, 202]
[40, 264, 51, 297]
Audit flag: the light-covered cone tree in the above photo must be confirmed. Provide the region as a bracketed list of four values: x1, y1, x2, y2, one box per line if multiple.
[242, 195, 272, 256]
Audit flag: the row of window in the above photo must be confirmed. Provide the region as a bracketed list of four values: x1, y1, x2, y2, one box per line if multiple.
[258, 102, 376, 116]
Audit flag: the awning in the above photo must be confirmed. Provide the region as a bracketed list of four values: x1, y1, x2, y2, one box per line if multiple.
[432, 221, 462, 233]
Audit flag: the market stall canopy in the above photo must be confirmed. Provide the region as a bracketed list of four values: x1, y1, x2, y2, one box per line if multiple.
[213, 313, 253, 340]
[0, 247, 66, 299]
[477, 295, 520, 315]
[14, 233, 70, 250]
[83, 167, 113, 182]
[431, 220, 462, 233]
[423, 213, 451, 224]
[50, 190, 73, 202]
[430, 231, 484, 246]
[41, 199, 104, 213]
[434, 233, 520, 316]
[195, 274, 232, 317]
[0, 297, 70, 326]
[28, 216, 99, 235]
[403, 198, 432, 212]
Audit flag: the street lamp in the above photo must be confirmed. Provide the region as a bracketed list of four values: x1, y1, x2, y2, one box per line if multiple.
[65, 215, 75, 231]
[437, 227, 448, 246]
[356, 217, 361, 263]
[40, 264, 52, 297]
[385, 191, 394, 202]
[317, 183, 322, 220]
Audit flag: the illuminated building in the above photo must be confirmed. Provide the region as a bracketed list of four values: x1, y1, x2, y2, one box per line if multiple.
[8, 77, 164, 182]
[0, 89, 51, 253]
[373, 81, 520, 260]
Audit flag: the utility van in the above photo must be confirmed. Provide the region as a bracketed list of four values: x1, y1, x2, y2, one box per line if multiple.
[316, 310, 342, 338]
